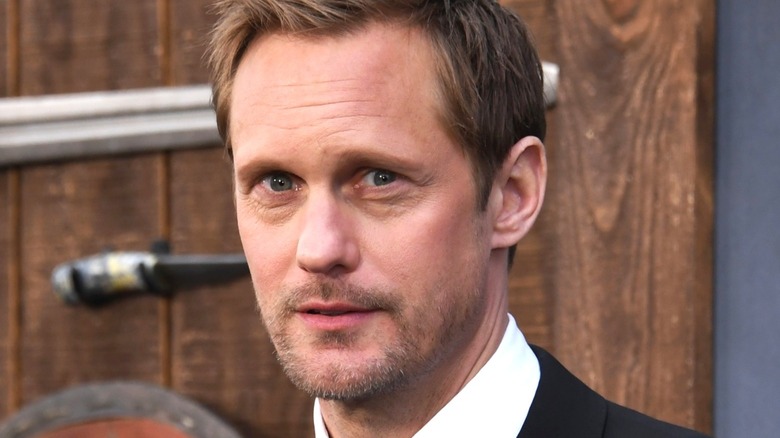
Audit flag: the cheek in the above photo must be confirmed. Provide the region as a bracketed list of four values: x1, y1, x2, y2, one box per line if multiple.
[417, 203, 480, 249]
[237, 207, 296, 289]
[367, 206, 482, 282]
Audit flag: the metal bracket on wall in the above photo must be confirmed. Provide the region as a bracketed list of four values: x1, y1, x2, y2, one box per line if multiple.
[51, 244, 250, 306]
[542, 61, 559, 109]
[0, 63, 559, 167]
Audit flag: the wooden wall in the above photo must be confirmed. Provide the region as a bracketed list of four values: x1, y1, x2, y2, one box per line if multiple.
[0, 0, 714, 436]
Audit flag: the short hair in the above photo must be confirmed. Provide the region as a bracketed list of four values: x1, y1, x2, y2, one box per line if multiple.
[208, 0, 546, 263]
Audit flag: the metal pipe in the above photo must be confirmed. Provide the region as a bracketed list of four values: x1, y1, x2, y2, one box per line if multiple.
[0, 62, 559, 167]
[51, 251, 250, 306]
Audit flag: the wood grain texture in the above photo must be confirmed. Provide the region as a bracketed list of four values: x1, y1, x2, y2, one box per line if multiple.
[18, 156, 165, 404]
[1, 0, 18, 420]
[1, 0, 9, 96]
[548, 0, 713, 432]
[168, 149, 313, 437]
[0, 171, 13, 419]
[169, 0, 213, 85]
[691, 0, 715, 432]
[18, 0, 160, 95]
[15, 0, 167, 407]
[502, 0, 556, 60]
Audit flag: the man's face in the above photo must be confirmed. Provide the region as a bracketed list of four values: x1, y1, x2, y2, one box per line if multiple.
[231, 23, 499, 401]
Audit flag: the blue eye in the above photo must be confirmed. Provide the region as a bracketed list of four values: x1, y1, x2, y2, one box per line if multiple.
[367, 169, 396, 186]
[263, 173, 295, 192]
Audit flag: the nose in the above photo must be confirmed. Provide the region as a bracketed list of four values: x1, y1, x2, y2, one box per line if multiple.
[296, 194, 360, 275]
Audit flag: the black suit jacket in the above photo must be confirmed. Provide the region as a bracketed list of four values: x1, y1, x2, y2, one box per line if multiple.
[518, 346, 709, 438]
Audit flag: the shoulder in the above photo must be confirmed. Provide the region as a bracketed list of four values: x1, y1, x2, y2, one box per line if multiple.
[604, 397, 709, 438]
[524, 345, 709, 438]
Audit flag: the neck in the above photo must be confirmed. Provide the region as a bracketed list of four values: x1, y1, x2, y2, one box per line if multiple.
[319, 251, 511, 438]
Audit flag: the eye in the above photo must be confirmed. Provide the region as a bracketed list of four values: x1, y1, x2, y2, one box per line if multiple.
[364, 169, 397, 187]
[262, 172, 296, 192]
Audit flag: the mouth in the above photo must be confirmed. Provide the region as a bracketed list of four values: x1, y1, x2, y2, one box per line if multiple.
[300, 303, 373, 316]
[296, 302, 379, 329]
[306, 309, 353, 316]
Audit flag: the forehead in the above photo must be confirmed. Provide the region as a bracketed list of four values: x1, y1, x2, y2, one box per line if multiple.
[229, 22, 445, 139]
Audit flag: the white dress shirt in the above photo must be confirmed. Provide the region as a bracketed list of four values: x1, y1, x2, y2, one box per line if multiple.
[313, 314, 540, 437]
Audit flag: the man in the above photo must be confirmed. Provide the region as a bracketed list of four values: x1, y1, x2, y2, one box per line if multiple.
[207, 0, 708, 436]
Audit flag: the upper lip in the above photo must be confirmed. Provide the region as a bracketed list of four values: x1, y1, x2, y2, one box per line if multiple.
[297, 301, 375, 315]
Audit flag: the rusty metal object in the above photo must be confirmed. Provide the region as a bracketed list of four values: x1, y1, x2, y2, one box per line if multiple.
[51, 251, 249, 306]
[0, 381, 243, 438]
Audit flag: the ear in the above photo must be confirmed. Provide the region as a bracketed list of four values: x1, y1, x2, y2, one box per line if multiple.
[488, 136, 547, 249]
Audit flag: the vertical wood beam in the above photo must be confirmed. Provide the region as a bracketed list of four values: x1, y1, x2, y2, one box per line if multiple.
[4, 0, 19, 97]
[156, 0, 174, 391]
[15, 0, 166, 406]
[548, 0, 713, 432]
[1, 0, 21, 419]
[0, 170, 21, 419]
[692, 0, 715, 431]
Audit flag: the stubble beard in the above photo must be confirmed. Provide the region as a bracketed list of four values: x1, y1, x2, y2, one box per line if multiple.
[257, 277, 485, 402]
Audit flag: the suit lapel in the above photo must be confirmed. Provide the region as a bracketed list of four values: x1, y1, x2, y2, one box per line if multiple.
[517, 346, 607, 438]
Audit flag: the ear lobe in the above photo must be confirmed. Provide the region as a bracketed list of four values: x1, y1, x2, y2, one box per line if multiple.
[490, 136, 547, 249]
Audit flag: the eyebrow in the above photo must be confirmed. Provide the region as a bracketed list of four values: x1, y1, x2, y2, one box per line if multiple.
[234, 142, 425, 185]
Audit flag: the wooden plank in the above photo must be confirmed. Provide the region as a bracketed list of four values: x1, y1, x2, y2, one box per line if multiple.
[168, 148, 312, 437]
[18, 156, 165, 403]
[502, 0, 557, 60]
[692, 0, 715, 432]
[1, 0, 19, 420]
[1, 0, 9, 97]
[16, 0, 165, 407]
[18, 0, 160, 95]
[509, 229, 553, 349]
[1, 0, 7, 419]
[548, 0, 713, 432]
[170, 0, 213, 85]
[0, 171, 13, 419]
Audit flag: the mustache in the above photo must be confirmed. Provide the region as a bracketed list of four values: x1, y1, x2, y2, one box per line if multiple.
[278, 281, 402, 313]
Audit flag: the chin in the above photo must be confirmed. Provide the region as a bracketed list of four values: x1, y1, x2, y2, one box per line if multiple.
[276, 339, 424, 402]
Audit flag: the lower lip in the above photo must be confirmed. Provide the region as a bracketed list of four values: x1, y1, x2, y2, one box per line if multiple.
[297, 311, 378, 331]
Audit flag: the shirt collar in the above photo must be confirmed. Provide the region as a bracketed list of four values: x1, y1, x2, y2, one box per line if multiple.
[313, 314, 540, 437]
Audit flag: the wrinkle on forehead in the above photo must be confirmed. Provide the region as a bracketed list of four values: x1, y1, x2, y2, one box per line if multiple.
[235, 23, 435, 98]
[236, 82, 398, 136]
[235, 94, 387, 133]
[230, 22, 444, 153]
